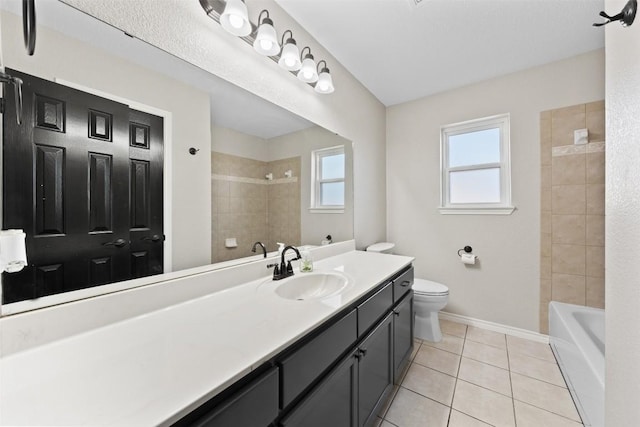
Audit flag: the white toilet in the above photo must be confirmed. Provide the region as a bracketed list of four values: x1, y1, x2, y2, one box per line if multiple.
[366, 242, 449, 343]
[413, 278, 449, 342]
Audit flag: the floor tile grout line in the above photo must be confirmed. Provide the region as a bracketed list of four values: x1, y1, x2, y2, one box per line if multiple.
[446, 325, 467, 426]
[505, 333, 518, 427]
[511, 397, 585, 425]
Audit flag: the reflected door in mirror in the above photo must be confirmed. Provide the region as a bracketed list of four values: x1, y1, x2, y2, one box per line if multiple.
[2, 70, 164, 303]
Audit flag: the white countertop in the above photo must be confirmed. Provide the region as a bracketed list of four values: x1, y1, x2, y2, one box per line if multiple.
[0, 250, 413, 426]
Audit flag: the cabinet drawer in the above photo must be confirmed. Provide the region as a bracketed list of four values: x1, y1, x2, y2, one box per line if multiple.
[279, 309, 358, 409]
[189, 367, 279, 427]
[357, 283, 393, 337]
[393, 267, 414, 303]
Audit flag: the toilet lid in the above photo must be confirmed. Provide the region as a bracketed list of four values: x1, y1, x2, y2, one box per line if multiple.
[412, 278, 449, 296]
[366, 242, 395, 252]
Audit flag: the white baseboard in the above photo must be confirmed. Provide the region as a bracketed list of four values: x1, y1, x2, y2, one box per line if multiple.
[439, 311, 549, 344]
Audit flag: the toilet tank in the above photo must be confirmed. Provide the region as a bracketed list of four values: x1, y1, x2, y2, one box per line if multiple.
[366, 242, 395, 254]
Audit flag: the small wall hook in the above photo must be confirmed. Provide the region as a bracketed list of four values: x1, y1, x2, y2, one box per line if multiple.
[594, 0, 637, 27]
[188, 147, 200, 155]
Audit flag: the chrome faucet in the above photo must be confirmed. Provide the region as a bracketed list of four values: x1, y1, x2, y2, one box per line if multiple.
[267, 245, 301, 280]
[251, 241, 267, 258]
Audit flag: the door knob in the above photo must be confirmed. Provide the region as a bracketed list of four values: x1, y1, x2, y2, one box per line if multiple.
[103, 238, 128, 248]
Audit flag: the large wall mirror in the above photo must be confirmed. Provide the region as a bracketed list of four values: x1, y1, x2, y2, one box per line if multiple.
[0, 0, 353, 313]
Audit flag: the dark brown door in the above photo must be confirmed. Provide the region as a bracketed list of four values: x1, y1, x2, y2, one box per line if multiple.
[2, 69, 163, 304]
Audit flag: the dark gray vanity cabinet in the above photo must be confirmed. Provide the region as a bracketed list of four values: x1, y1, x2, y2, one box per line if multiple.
[173, 265, 415, 427]
[281, 313, 394, 427]
[393, 292, 414, 383]
[357, 313, 394, 427]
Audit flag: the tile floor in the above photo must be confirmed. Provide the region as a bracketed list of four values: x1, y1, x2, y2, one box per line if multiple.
[376, 319, 583, 427]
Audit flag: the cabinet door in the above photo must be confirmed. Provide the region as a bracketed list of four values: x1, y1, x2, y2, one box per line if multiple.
[393, 291, 414, 383]
[358, 313, 394, 427]
[280, 350, 358, 427]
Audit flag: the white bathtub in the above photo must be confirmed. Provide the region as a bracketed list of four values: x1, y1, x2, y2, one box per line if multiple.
[549, 301, 605, 427]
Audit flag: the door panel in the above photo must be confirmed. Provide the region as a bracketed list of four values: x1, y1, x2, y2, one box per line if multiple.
[2, 69, 163, 304]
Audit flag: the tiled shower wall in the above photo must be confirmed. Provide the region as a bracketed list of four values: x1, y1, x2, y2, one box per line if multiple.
[540, 101, 605, 333]
[211, 152, 300, 263]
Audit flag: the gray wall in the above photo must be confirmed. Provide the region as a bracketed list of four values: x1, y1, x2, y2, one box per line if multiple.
[386, 50, 605, 332]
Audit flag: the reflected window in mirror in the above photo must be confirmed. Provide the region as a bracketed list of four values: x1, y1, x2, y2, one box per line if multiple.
[311, 145, 345, 212]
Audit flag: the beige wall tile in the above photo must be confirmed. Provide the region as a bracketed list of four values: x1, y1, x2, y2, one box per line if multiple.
[586, 100, 605, 142]
[541, 278, 552, 301]
[541, 188, 552, 212]
[552, 273, 586, 305]
[586, 151, 605, 184]
[551, 105, 586, 147]
[586, 245, 605, 278]
[552, 215, 586, 245]
[541, 212, 551, 234]
[541, 256, 551, 279]
[541, 165, 552, 189]
[551, 185, 585, 214]
[541, 233, 552, 257]
[552, 154, 585, 185]
[540, 110, 552, 121]
[586, 276, 605, 309]
[586, 183, 605, 215]
[541, 115, 552, 166]
[552, 244, 585, 275]
[586, 215, 605, 246]
[539, 301, 550, 334]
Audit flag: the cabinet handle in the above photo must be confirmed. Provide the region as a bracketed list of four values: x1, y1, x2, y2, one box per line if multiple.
[393, 310, 400, 317]
[359, 348, 367, 358]
[400, 280, 410, 287]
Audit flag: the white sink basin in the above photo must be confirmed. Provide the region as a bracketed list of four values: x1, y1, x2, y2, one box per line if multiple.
[274, 271, 351, 301]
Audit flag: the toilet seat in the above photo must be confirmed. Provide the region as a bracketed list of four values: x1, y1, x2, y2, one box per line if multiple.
[413, 278, 449, 296]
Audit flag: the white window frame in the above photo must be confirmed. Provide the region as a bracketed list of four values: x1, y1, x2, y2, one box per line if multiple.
[439, 113, 515, 215]
[310, 145, 345, 214]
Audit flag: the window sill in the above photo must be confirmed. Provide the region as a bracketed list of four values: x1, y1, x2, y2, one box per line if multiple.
[438, 206, 516, 215]
[309, 208, 345, 214]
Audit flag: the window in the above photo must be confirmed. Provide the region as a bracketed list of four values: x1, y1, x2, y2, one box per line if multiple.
[439, 114, 514, 214]
[311, 145, 345, 212]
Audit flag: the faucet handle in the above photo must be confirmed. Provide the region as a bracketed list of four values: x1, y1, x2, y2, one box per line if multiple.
[286, 260, 294, 275]
[267, 262, 280, 276]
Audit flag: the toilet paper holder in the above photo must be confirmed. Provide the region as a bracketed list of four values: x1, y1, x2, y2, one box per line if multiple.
[457, 246, 473, 257]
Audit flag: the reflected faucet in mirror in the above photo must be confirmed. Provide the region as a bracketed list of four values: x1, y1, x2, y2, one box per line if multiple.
[251, 241, 267, 258]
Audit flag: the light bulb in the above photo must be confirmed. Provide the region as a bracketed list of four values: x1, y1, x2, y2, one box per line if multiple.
[304, 69, 313, 79]
[228, 14, 243, 29]
[253, 15, 280, 56]
[278, 38, 301, 71]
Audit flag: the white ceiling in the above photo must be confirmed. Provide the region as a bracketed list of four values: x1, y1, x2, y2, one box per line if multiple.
[276, 0, 605, 106]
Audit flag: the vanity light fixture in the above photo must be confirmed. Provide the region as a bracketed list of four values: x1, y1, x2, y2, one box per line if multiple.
[199, 0, 334, 94]
[220, 0, 251, 37]
[253, 10, 280, 56]
[278, 30, 302, 71]
[298, 47, 319, 83]
[314, 60, 335, 94]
